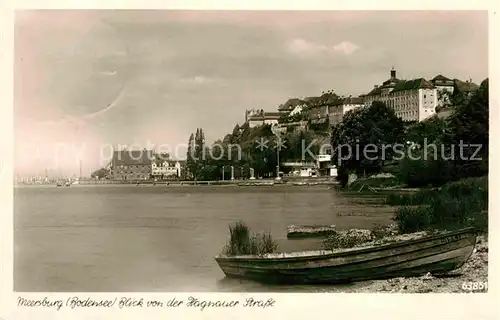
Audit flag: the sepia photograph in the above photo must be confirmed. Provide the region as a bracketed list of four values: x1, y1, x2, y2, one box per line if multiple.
[13, 10, 489, 294]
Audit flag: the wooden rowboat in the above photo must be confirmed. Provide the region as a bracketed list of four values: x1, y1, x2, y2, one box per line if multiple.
[215, 227, 477, 284]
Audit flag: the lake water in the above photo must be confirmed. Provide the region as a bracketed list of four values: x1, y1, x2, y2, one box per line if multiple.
[14, 185, 395, 292]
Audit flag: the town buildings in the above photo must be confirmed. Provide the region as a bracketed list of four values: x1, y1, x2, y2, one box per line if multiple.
[108, 149, 186, 180]
[244, 67, 478, 130]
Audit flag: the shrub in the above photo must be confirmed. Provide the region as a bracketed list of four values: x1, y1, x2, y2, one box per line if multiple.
[224, 221, 278, 256]
[392, 177, 488, 233]
[386, 189, 436, 206]
[394, 206, 433, 233]
[396, 151, 454, 188]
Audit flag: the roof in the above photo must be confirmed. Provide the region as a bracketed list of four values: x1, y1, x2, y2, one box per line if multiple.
[391, 78, 435, 93]
[381, 78, 401, 88]
[454, 79, 479, 93]
[330, 96, 364, 106]
[342, 97, 364, 105]
[365, 86, 382, 96]
[316, 92, 340, 105]
[264, 111, 283, 117]
[278, 98, 306, 111]
[303, 96, 321, 107]
[248, 111, 282, 121]
[153, 159, 180, 167]
[112, 150, 154, 166]
[432, 74, 452, 82]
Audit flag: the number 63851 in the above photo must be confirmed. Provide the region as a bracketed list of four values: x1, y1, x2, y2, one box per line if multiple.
[462, 282, 488, 291]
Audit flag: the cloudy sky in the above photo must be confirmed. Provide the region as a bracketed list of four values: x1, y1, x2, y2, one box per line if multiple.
[14, 10, 488, 177]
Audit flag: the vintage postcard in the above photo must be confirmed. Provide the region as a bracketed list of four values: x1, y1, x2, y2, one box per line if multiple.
[1, 3, 498, 320]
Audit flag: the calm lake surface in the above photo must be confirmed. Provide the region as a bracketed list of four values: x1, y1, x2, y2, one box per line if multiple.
[14, 185, 395, 292]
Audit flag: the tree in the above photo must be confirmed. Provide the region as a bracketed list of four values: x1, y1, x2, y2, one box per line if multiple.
[331, 101, 405, 177]
[445, 78, 489, 178]
[186, 133, 195, 180]
[406, 116, 446, 147]
[91, 168, 108, 179]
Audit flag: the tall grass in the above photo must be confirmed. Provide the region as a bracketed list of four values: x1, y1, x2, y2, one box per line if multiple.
[393, 177, 488, 233]
[224, 221, 278, 256]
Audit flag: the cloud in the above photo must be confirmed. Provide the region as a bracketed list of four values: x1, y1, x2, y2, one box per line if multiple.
[180, 75, 222, 85]
[287, 38, 328, 55]
[287, 38, 360, 56]
[332, 41, 360, 55]
[100, 70, 117, 76]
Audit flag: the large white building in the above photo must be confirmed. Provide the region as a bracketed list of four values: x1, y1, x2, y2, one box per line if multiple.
[364, 68, 438, 122]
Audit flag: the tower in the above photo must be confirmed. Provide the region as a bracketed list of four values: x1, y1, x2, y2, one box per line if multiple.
[390, 66, 396, 80]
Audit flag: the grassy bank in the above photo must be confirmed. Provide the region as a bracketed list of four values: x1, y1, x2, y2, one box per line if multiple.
[348, 177, 401, 190]
[387, 177, 488, 233]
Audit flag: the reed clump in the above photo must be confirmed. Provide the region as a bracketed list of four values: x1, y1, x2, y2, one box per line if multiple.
[224, 221, 278, 256]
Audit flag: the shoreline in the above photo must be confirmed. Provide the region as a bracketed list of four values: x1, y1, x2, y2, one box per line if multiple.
[344, 235, 488, 293]
[15, 179, 341, 187]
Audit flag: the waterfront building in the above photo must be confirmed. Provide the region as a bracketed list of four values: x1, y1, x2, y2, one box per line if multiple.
[151, 159, 182, 179]
[110, 149, 154, 180]
[281, 161, 317, 177]
[316, 154, 337, 177]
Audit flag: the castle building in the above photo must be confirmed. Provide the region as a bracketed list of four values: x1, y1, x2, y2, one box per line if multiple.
[364, 68, 438, 122]
[245, 109, 281, 128]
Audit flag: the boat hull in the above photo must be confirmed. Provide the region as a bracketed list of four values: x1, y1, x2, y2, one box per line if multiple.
[215, 228, 477, 284]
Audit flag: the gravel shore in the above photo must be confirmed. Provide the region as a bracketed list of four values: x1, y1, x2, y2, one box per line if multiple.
[345, 235, 488, 293]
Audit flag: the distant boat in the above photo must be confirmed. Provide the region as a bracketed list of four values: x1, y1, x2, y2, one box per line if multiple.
[56, 181, 63, 187]
[215, 227, 477, 285]
[65, 182, 71, 187]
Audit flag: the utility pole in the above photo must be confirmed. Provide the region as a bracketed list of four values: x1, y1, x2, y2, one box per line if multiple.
[276, 147, 280, 180]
